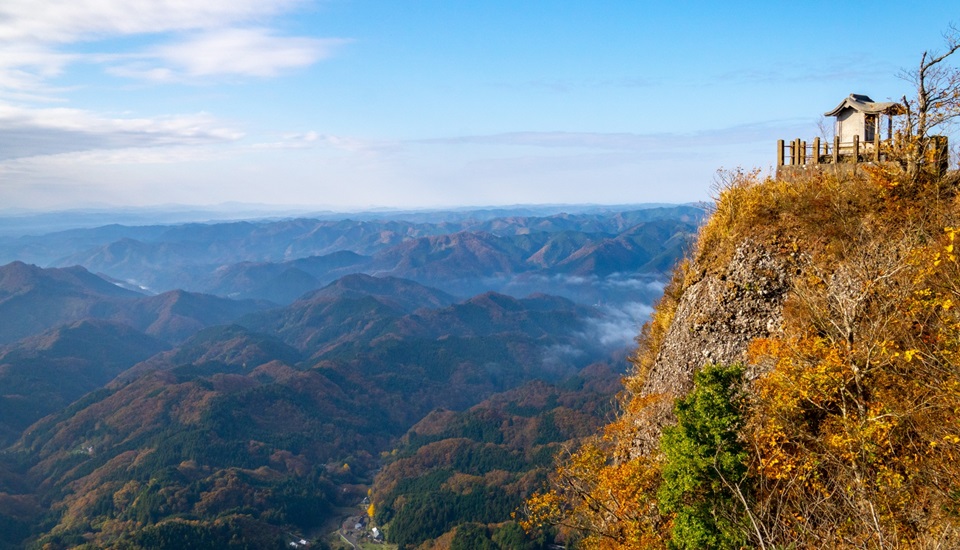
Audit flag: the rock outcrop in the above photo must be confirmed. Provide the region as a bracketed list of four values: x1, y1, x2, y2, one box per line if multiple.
[626, 239, 794, 457]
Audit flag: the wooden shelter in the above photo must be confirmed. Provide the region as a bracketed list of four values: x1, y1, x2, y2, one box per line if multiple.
[777, 93, 910, 170]
[776, 93, 949, 176]
[823, 93, 904, 145]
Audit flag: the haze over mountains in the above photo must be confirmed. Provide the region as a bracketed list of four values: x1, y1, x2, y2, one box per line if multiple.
[0, 205, 700, 302]
[0, 205, 701, 548]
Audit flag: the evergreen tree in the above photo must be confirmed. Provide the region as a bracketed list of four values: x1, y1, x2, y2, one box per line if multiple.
[657, 363, 749, 550]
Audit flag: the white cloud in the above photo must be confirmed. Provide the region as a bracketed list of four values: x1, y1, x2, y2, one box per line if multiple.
[2, 145, 227, 167]
[0, 0, 305, 43]
[0, 47, 73, 95]
[0, 102, 243, 160]
[585, 301, 653, 348]
[0, 0, 345, 92]
[422, 121, 817, 152]
[252, 131, 321, 150]
[0, 1, 340, 168]
[108, 29, 349, 81]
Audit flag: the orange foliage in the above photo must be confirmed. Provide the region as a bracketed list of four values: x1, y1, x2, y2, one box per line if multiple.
[520, 440, 665, 549]
[742, 177, 960, 546]
[527, 164, 960, 548]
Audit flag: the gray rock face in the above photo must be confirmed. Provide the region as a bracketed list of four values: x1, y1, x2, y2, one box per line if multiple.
[625, 240, 793, 457]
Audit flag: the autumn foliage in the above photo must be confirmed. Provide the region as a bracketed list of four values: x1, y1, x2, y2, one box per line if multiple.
[524, 161, 960, 548]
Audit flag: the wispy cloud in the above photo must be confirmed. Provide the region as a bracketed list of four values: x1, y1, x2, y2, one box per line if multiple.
[0, 145, 229, 169]
[0, 47, 73, 97]
[420, 121, 816, 152]
[0, 1, 343, 164]
[251, 131, 321, 150]
[585, 301, 653, 348]
[713, 55, 896, 86]
[251, 132, 402, 155]
[0, 0, 345, 92]
[0, 103, 242, 160]
[107, 29, 349, 82]
[0, 0, 306, 43]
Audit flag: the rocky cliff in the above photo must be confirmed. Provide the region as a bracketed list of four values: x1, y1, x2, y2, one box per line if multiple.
[528, 167, 960, 549]
[625, 238, 793, 457]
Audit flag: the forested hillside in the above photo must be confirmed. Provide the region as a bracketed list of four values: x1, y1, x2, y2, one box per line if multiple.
[0, 206, 697, 549]
[370, 364, 622, 548]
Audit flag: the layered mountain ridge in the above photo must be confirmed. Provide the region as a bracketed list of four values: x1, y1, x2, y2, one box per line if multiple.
[0, 206, 700, 548]
[0, 206, 702, 303]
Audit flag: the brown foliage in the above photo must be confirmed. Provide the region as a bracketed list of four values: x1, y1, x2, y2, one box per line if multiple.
[525, 163, 960, 548]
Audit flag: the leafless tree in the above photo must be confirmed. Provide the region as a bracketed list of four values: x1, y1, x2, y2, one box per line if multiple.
[898, 25, 960, 173]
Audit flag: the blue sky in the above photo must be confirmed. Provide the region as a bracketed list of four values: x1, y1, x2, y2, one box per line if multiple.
[0, 0, 957, 211]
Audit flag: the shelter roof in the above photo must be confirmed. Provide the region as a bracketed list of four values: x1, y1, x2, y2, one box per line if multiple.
[824, 93, 905, 116]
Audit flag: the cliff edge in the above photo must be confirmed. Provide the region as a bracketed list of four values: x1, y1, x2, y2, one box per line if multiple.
[526, 167, 960, 549]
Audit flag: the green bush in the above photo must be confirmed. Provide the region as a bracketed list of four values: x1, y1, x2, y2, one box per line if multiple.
[658, 363, 749, 550]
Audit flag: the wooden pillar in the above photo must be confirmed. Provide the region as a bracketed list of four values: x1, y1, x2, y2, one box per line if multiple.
[874, 132, 881, 162]
[833, 136, 840, 164]
[853, 135, 860, 164]
[793, 138, 800, 165]
[800, 140, 807, 165]
[777, 139, 784, 166]
[812, 137, 820, 165]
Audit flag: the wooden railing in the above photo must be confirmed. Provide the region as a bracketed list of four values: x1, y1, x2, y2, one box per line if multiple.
[777, 135, 885, 166]
[776, 135, 949, 173]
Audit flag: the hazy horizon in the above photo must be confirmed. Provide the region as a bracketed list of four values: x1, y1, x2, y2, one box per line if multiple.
[2, 0, 956, 211]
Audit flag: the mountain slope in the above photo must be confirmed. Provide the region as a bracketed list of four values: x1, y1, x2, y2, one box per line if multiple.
[111, 289, 272, 343]
[242, 274, 457, 354]
[370, 363, 622, 548]
[9, 275, 614, 548]
[0, 319, 168, 446]
[373, 231, 531, 280]
[0, 262, 142, 343]
[0, 263, 272, 345]
[204, 251, 371, 303]
[15, 325, 379, 549]
[529, 169, 960, 548]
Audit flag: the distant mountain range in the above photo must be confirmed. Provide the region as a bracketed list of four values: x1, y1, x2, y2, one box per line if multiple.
[0, 203, 688, 237]
[0, 206, 702, 303]
[0, 205, 702, 548]
[0, 261, 270, 345]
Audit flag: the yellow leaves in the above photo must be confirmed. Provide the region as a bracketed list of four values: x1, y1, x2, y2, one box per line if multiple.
[531, 165, 960, 547]
[518, 489, 564, 533]
[934, 227, 958, 266]
[744, 259, 960, 543]
[520, 438, 666, 547]
[750, 337, 852, 418]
